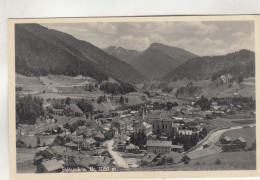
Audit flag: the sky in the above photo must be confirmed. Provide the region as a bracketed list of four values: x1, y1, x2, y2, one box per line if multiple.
[41, 21, 254, 56]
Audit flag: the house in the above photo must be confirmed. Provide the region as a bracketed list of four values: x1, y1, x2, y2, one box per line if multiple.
[61, 149, 81, 165]
[233, 92, 239, 97]
[125, 144, 140, 153]
[35, 148, 55, 160]
[221, 137, 246, 151]
[220, 136, 232, 144]
[53, 135, 65, 146]
[116, 141, 126, 152]
[146, 140, 173, 154]
[34, 155, 44, 165]
[211, 101, 218, 108]
[181, 146, 222, 164]
[37, 159, 64, 173]
[177, 129, 193, 136]
[64, 142, 79, 150]
[81, 138, 96, 150]
[204, 111, 214, 119]
[220, 74, 233, 83]
[52, 109, 64, 116]
[76, 126, 95, 138]
[171, 144, 184, 153]
[163, 151, 183, 164]
[94, 131, 105, 142]
[111, 120, 126, 133]
[213, 111, 225, 117]
[75, 156, 112, 170]
[141, 152, 159, 166]
[133, 121, 153, 136]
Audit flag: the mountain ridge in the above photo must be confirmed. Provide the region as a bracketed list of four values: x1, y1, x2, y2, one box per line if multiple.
[164, 49, 255, 82]
[104, 42, 198, 80]
[15, 23, 146, 84]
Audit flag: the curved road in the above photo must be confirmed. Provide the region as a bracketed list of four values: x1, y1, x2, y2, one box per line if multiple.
[106, 139, 129, 169]
[193, 124, 255, 152]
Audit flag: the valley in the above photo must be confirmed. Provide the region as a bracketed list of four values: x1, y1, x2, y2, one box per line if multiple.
[14, 22, 256, 173]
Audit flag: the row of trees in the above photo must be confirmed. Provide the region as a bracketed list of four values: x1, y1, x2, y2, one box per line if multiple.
[99, 81, 136, 95]
[153, 101, 178, 110]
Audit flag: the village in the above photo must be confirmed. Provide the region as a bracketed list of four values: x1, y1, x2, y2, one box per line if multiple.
[16, 90, 256, 173]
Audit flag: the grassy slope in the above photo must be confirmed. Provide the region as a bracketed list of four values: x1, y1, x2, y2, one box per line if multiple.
[220, 127, 256, 148]
[132, 151, 256, 171]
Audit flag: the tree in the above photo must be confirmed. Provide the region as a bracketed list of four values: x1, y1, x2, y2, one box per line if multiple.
[119, 96, 124, 104]
[237, 74, 243, 84]
[16, 94, 44, 125]
[37, 136, 41, 146]
[65, 97, 71, 105]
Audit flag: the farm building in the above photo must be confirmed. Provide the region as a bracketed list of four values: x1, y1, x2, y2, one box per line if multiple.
[163, 151, 183, 164]
[220, 136, 232, 144]
[181, 146, 222, 164]
[81, 138, 96, 150]
[37, 159, 64, 173]
[141, 152, 159, 166]
[221, 137, 247, 152]
[146, 140, 173, 154]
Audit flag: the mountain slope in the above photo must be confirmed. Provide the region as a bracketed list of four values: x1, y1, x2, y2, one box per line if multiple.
[104, 46, 140, 65]
[15, 24, 145, 84]
[104, 43, 197, 80]
[165, 49, 255, 82]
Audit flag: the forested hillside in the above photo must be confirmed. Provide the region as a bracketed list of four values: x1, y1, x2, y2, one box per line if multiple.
[15, 24, 145, 84]
[165, 49, 255, 82]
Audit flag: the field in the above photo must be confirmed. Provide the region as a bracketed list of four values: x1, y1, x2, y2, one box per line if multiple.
[220, 127, 256, 148]
[165, 78, 255, 99]
[16, 148, 38, 173]
[17, 115, 77, 135]
[131, 150, 256, 171]
[198, 116, 255, 132]
[16, 74, 146, 112]
[18, 134, 58, 147]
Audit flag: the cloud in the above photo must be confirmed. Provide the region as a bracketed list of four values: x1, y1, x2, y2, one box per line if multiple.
[40, 20, 254, 56]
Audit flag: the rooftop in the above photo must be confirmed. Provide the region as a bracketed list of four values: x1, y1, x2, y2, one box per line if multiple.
[41, 159, 63, 172]
[146, 140, 172, 147]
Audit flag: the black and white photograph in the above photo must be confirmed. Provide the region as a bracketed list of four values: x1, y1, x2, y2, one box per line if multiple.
[12, 17, 257, 174]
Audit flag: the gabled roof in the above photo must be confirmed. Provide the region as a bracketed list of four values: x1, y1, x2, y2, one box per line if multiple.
[34, 155, 43, 161]
[126, 144, 139, 150]
[236, 137, 246, 143]
[50, 146, 67, 154]
[84, 138, 96, 145]
[185, 146, 222, 160]
[223, 136, 232, 142]
[95, 132, 105, 139]
[142, 152, 158, 163]
[64, 142, 78, 147]
[164, 152, 183, 162]
[146, 140, 172, 147]
[41, 159, 63, 172]
[182, 118, 195, 123]
[171, 144, 184, 149]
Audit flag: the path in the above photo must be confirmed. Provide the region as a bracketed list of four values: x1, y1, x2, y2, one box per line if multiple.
[106, 139, 129, 169]
[192, 124, 255, 152]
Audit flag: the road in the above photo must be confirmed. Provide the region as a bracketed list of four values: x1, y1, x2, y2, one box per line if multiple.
[106, 139, 129, 169]
[193, 124, 255, 152]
